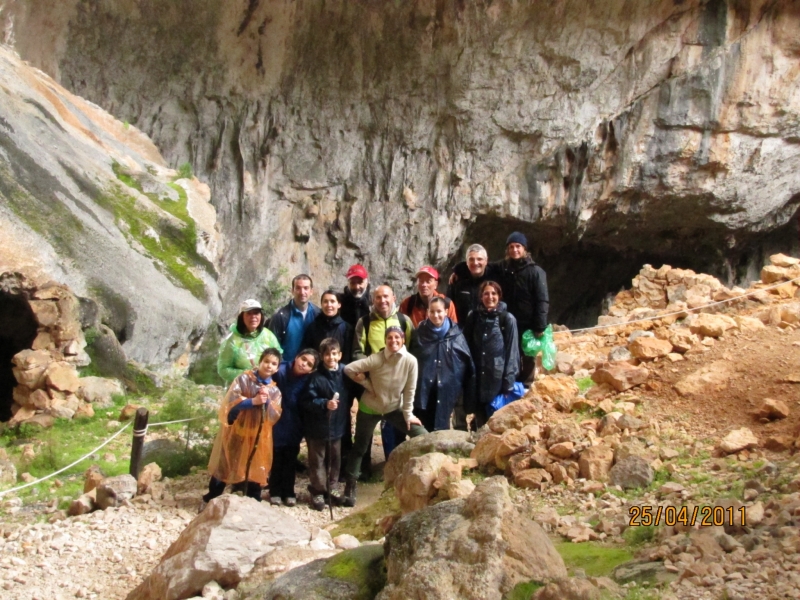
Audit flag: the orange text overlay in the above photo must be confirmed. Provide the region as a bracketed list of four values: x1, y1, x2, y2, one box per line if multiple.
[628, 505, 747, 528]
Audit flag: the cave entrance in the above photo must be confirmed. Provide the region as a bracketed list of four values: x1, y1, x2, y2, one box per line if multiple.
[0, 290, 38, 421]
[449, 213, 799, 330]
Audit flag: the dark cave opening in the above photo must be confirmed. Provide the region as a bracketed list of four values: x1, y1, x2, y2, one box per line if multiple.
[0, 290, 39, 421]
[447, 214, 800, 330]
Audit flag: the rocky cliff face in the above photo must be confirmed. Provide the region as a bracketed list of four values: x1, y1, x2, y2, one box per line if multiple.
[4, 0, 800, 325]
[0, 45, 221, 365]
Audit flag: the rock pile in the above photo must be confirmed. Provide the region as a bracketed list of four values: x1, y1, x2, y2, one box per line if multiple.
[8, 283, 124, 427]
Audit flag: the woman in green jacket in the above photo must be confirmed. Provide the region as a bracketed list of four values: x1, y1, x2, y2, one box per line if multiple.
[217, 299, 282, 386]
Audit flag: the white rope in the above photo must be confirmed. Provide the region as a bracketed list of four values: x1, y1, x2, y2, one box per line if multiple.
[0, 422, 131, 498]
[565, 276, 800, 336]
[148, 416, 204, 427]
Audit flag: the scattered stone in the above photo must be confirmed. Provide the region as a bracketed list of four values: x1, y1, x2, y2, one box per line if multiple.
[68, 489, 97, 516]
[119, 404, 140, 421]
[608, 456, 653, 489]
[486, 399, 539, 434]
[689, 313, 737, 338]
[629, 337, 673, 360]
[608, 346, 632, 362]
[394, 452, 461, 513]
[548, 441, 574, 459]
[534, 376, 580, 411]
[674, 360, 734, 397]
[719, 428, 759, 454]
[332, 534, 360, 550]
[592, 362, 649, 392]
[532, 578, 602, 600]
[83, 465, 105, 493]
[44, 361, 81, 393]
[578, 445, 614, 482]
[137, 462, 163, 495]
[757, 398, 789, 420]
[96, 474, 137, 509]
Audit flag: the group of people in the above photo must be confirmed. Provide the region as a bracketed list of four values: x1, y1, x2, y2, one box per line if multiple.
[203, 232, 549, 510]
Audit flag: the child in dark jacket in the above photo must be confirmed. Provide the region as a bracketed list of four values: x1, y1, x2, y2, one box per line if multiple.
[300, 338, 354, 510]
[270, 348, 319, 506]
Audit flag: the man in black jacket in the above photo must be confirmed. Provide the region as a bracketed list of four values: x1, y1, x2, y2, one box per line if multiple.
[340, 264, 371, 327]
[447, 244, 490, 323]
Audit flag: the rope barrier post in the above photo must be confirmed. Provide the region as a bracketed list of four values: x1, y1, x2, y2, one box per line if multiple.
[129, 407, 149, 480]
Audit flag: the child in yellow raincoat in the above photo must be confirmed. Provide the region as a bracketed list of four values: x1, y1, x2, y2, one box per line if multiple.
[203, 347, 283, 504]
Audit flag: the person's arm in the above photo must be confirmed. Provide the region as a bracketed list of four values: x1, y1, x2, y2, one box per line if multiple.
[501, 314, 520, 393]
[266, 385, 282, 424]
[532, 268, 550, 336]
[402, 356, 418, 424]
[217, 336, 243, 384]
[352, 317, 367, 361]
[345, 354, 378, 392]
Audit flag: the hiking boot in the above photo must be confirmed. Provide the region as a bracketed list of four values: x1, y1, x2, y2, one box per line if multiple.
[283, 497, 297, 507]
[269, 496, 283, 507]
[329, 488, 343, 506]
[343, 479, 357, 507]
[310, 494, 326, 511]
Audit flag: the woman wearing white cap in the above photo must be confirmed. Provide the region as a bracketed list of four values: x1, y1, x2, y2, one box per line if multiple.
[217, 299, 283, 386]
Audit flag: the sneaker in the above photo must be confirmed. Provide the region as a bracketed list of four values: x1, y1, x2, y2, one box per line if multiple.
[343, 479, 357, 507]
[283, 497, 297, 507]
[269, 496, 283, 506]
[197, 499, 207, 514]
[310, 495, 326, 511]
[329, 489, 343, 506]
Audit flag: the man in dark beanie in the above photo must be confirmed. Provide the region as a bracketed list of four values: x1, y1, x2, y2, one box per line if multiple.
[449, 231, 549, 384]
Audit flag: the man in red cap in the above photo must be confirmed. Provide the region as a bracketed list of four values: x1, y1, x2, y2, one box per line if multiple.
[399, 266, 458, 327]
[341, 264, 371, 327]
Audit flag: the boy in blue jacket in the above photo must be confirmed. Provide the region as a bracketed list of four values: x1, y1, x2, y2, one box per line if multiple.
[300, 338, 355, 510]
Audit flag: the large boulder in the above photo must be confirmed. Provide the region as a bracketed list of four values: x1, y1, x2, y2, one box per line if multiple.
[126, 495, 310, 600]
[377, 477, 566, 600]
[486, 398, 540, 433]
[252, 545, 386, 600]
[78, 376, 124, 406]
[608, 456, 654, 490]
[719, 428, 759, 454]
[674, 360, 735, 397]
[384, 430, 474, 486]
[394, 452, 462, 514]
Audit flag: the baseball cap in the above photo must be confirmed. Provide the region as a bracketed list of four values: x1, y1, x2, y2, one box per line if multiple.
[346, 264, 368, 280]
[415, 266, 439, 280]
[238, 299, 262, 313]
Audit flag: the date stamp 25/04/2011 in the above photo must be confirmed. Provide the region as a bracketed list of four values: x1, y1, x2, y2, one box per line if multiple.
[629, 505, 748, 528]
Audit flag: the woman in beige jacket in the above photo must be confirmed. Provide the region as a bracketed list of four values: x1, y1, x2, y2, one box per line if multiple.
[342, 326, 427, 506]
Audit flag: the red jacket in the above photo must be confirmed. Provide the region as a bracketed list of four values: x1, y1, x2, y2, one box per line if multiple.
[399, 292, 459, 327]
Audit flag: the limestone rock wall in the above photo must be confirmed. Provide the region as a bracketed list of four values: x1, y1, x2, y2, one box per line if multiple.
[5, 0, 800, 322]
[0, 45, 222, 364]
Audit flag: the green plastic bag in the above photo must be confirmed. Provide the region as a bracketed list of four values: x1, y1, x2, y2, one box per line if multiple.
[521, 324, 557, 371]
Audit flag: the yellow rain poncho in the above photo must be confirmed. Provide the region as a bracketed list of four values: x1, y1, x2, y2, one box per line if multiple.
[207, 370, 282, 486]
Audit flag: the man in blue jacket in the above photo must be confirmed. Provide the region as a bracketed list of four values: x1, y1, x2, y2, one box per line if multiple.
[268, 274, 321, 363]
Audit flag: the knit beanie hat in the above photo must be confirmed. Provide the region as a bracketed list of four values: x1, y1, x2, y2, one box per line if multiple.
[385, 325, 405, 339]
[506, 231, 528, 248]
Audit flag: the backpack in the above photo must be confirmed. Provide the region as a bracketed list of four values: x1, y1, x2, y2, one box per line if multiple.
[358, 312, 410, 356]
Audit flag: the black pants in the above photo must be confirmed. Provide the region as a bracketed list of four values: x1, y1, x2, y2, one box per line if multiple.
[473, 404, 490, 430]
[270, 444, 300, 500]
[345, 410, 427, 481]
[203, 477, 261, 503]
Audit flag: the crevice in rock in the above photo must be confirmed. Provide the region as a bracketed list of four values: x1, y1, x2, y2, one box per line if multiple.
[0, 282, 38, 421]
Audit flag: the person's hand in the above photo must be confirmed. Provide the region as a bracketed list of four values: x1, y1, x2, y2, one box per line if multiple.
[326, 399, 339, 410]
[350, 372, 366, 383]
[406, 415, 423, 430]
[448, 273, 458, 285]
[254, 386, 269, 405]
[533, 331, 544, 339]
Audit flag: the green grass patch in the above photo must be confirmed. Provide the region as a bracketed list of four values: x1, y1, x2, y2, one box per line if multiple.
[330, 488, 400, 541]
[176, 162, 194, 180]
[0, 377, 218, 507]
[103, 163, 213, 299]
[556, 541, 634, 578]
[623, 524, 657, 546]
[321, 545, 386, 600]
[504, 580, 545, 600]
[576, 377, 595, 393]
